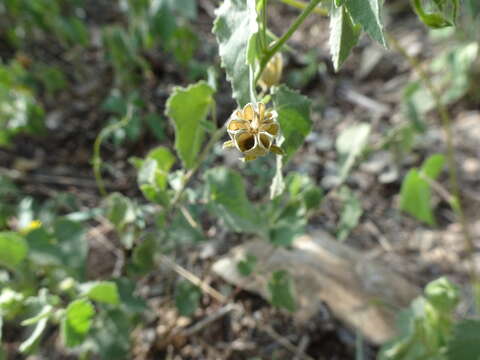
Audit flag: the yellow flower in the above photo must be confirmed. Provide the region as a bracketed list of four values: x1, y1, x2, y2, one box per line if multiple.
[258, 52, 283, 90]
[20, 220, 42, 235]
[223, 102, 284, 161]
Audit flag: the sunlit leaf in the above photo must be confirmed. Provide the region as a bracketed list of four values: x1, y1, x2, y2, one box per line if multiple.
[329, 4, 360, 71]
[344, 0, 386, 47]
[19, 305, 52, 353]
[336, 123, 371, 181]
[165, 81, 215, 169]
[80, 281, 120, 305]
[61, 299, 95, 348]
[400, 154, 445, 226]
[213, 0, 259, 106]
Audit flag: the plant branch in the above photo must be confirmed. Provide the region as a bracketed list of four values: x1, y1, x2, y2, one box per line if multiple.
[255, 0, 323, 83]
[92, 106, 133, 197]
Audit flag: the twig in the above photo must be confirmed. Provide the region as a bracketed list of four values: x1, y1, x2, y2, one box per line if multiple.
[181, 304, 237, 337]
[156, 254, 314, 360]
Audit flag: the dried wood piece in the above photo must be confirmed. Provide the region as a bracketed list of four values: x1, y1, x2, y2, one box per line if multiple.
[212, 230, 420, 345]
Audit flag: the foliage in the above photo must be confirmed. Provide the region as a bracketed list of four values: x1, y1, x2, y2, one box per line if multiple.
[1, 0, 479, 358]
[378, 277, 480, 360]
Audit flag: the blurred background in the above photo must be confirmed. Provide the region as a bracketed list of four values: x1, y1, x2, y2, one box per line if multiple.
[1, 0, 480, 359]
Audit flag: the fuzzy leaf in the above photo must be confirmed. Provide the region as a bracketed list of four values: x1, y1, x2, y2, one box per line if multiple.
[336, 123, 371, 181]
[268, 270, 296, 312]
[329, 4, 360, 71]
[61, 299, 95, 348]
[0, 232, 28, 269]
[80, 281, 120, 305]
[344, 0, 386, 47]
[447, 320, 480, 360]
[205, 167, 261, 233]
[400, 169, 435, 225]
[400, 154, 445, 226]
[271, 85, 312, 162]
[165, 81, 215, 169]
[213, 0, 258, 107]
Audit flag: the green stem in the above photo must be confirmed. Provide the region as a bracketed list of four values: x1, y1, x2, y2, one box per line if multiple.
[255, 0, 323, 83]
[388, 33, 478, 306]
[279, 0, 328, 16]
[92, 106, 133, 197]
[262, 0, 268, 50]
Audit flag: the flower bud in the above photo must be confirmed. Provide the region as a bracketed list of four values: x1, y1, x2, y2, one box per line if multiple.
[258, 52, 283, 90]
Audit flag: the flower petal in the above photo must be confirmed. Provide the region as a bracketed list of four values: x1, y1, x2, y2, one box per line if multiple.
[260, 122, 279, 136]
[227, 119, 249, 132]
[235, 132, 256, 152]
[258, 133, 273, 149]
[242, 103, 255, 122]
[257, 102, 266, 121]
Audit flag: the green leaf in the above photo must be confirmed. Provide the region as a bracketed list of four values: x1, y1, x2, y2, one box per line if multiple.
[175, 281, 201, 317]
[25, 227, 63, 267]
[336, 186, 363, 241]
[61, 299, 95, 348]
[411, 0, 457, 28]
[0, 232, 28, 269]
[268, 270, 296, 312]
[424, 277, 459, 313]
[205, 167, 261, 233]
[446, 320, 480, 360]
[400, 154, 445, 226]
[80, 281, 120, 305]
[165, 81, 215, 169]
[271, 85, 312, 161]
[421, 154, 445, 179]
[19, 304, 53, 353]
[104, 193, 136, 230]
[213, 0, 259, 107]
[53, 219, 87, 280]
[90, 309, 132, 360]
[336, 123, 371, 181]
[329, 4, 360, 71]
[237, 254, 257, 276]
[344, 0, 386, 47]
[131, 235, 156, 274]
[400, 169, 435, 225]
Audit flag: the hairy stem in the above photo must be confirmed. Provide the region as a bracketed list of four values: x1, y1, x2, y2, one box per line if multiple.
[255, 0, 323, 83]
[92, 106, 133, 197]
[388, 34, 478, 303]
